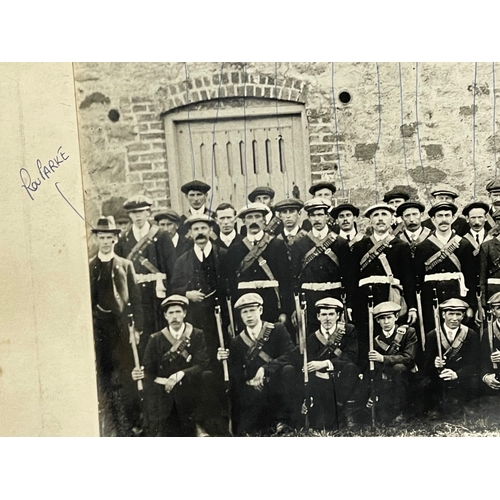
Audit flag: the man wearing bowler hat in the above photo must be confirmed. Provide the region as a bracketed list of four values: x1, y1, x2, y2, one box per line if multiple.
[421, 298, 480, 416]
[178, 180, 215, 237]
[89, 216, 144, 436]
[414, 201, 478, 333]
[170, 214, 228, 363]
[227, 203, 290, 323]
[330, 203, 362, 247]
[115, 195, 176, 344]
[137, 294, 215, 436]
[351, 203, 417, 358]
[154, 209, 192, 261]
[395, 200, 431, 255]
[217, 293, 298, 435]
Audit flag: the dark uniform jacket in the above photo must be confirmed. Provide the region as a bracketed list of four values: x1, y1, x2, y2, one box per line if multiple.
[372, 325, 418, 369]
[481, 320, 500, 379]
[422, 215, 469, 235]
[178, 207, 215, 237]
[479, 235, 500, 304]
[397, 227, 432, 257]
[214, 232, 243, 250]
[172, 233, 193, 262]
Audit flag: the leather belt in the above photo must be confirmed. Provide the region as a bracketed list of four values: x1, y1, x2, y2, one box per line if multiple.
[238, 280, 279, 289]
[315, 371, 330, 380]
[359, 276, 401, 287]
[302, 282, 342, 291]
[136, 273, 167, 284]
[488, 278, 500, 285]
[424, 271, 468, 297]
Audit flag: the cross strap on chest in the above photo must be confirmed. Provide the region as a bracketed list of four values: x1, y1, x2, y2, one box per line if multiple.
[375, 325, 408, 355]
[302, 232, 340, 270]
[424, 233, 462, 272]
[161, 323, 194, 364]
[240, 322, 275, 365]
[359, 234, 395, 271]
[317, 322, 347, 358]
[441, 325, 469, 361]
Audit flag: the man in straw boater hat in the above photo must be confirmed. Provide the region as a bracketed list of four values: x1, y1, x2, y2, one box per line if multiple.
[351, 202, 417, 360]
[153, 208, 192, 262]
[421, 298, 480, 418]
[330, 202, 362, 247]
[290, 197, 355, 332]
[480, 209, 500, 305]
[170, 214, 228, 364]
[115, 194, 176, 346]
[227, 202, 291, 324]
[414, 201, 478, 333]
[177, 179, 215, 238]
[217, 293, 298, 435]
[89, 216, 144, 436]
[365, 301, 418, 424]
[135, 294, 217, 436]
[395, 200, 431, 256]
[299, 297, 360, 430]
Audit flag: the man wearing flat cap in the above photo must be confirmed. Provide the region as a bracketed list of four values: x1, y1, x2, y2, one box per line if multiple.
[383, 187, 410, 235]
[481, 292, 500, 394]
[245, 186, 283, 236]
[421, 183, 469, 235]
[290, 198, 355, 333]
[178, 180, 215, 238]
[414, 201, 478, 333]
[299, 297, 360, 430]
[366, 301, 418, 424]
[351, 203, 417, 360]
[114, 208, 131, 234]
[217, 293, 298, 435]
[396, 201, 431, 256]
[89, 216, 144, 436]
[115, 195, 176, 346]
[330, 203, 362, 247]
[154, 209, 192, 261]
[479, 209, 500, 305]
[302, 181, 337, 233]
[274, 198, 308, 252]
[213, 203, 242, 250]
[136, 294, 216, 436]
[170, 215, 228, 364]
[485, 179, 500, 227]
[421, 298, 480, 416]
[227, 203, 290, 323]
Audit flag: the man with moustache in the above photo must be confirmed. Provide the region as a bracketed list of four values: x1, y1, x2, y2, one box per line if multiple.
[290, 198, 355, 332]
[302, 181, 337, 232]
[245, 186, 283, 236]
[481, 292, 500, 395]
[170, 215, 227, 363]
[414, 202, 478, 333]
[115, 195, 176, 345]
[154, 209, 192, 261]
[396, 201, 431, 256]
[421, 298, 480, 416]
[480, 210, 500, 304]
[462, 201, 490, 255]
[227, 203, 290, 323]
[178, 180, 215, 237]
[382, 187, 410, 235]
[351, 203, 417, 361]
[485, 179, 500, 230]
[213, 203, 242, 250]
[330, 203, 363, 247]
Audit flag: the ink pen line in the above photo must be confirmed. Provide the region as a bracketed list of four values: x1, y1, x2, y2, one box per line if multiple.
[493, 62, 497, 179]
[398, 62, 410, 186]
[55, 182, 94, 229]
[332, 62, 345, 198]
[373, 62, 382, 204]
[184, 63, 196, 180]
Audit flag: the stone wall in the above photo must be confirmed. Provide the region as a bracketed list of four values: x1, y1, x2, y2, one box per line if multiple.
[74, 62, 500, 225]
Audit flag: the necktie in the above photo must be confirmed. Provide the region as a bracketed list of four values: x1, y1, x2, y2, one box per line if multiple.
[476, 233, 480, 245]
[346, 234, 351, 242]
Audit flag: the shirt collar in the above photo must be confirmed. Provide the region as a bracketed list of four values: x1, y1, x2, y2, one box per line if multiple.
[381, 326, 396, 339]
[98, 250, 115, 262]
[373, 231, 390, 241]
[405, 227, 423, 240]
[171, 233, 179, 247]
[170, 323, 186, 340]
[435, 230, 452, 245]
[443, 324, 460, 341]
[320, 324, 337, 338]
[247, 321, 263, 341]
[339, 228, 357, 239]
[220, 229, 236, 246]
[194, 241, 213, 262]
[470, 228, 485, 242]
[132, 221, 150, 242]
[284, 226, 300, 237]
[312, 226, 329, 240]
[247, 230, 265, 243]
[189, 206, 206, 216]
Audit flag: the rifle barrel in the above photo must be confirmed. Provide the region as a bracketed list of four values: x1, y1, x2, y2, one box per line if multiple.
[128, 314, 143, 392]
[214, 303, 230, 383]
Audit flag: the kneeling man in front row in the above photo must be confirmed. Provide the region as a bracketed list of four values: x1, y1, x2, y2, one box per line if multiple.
[217, 293, 298, 436]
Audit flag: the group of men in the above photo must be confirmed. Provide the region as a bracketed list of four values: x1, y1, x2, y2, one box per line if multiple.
[89, 176, 500, 436]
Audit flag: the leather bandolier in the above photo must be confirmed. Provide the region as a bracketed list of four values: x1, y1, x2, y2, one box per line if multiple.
[161, 324, 194, 365]
[301, 232, 340, 272]
[318, 322, 346, 359]
[240, 322, 275, 379]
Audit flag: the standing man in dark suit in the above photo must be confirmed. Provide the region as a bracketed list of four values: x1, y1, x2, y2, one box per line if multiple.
[242, 186, 283, 236]
[213, 202, 242, 249]
[177, 180, 215, 237]
[89, 216, 144, 436]
[227, 203, 290, 323]
[480, 210, 500, 304]
[170, 215, 228, 363]
[462, 201, 490, 254]
[351, 203, 417, 358]
[382, 187, 410, 235]
[414, 202, 478, 333]
[274, 198, 307, 256]
[115, 195, 176, 347]
[217, 293, 298, 435]
[302, 181, 337, 232]
[330, 203, 362, 247]
[154, 209, 192, 261]
[395, 201, 431, 256]
[485, 179, 500, 229]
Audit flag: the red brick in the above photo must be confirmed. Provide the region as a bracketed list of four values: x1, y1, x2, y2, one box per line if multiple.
[221, 73, 229, 84]
[231, 72, 239, 84]
[237, 86, 245, 96]
[226, 85, 235, 97]
[255, 86, 262, 97]
[246, 85, 255, 96]
[200, 90, 208, 100]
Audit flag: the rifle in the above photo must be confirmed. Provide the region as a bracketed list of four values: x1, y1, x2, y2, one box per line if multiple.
[367, 286, 376, 429]
[226, 280, 236, 339]
[294, 293, 302, 346]
[341, 288, 350, 324]
[296, 293, 312, 430]
[127, 313, 143, 392]
[487, 309, 499, 377]
[476, 278, 484, 340]
[415, 283, 426, 351]
[432, 288, 447, 410]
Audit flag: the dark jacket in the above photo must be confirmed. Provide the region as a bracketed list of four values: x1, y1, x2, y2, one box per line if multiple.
[372, 325, 418, 368]
[479, 235, 500, 304]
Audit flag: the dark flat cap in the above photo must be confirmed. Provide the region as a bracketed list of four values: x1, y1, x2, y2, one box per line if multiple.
[114, 208, 131, 223]
[274, 198, 304, 212]
[396, 201, 426, 217]
[248, 186, 275, 202]
[462, 201, 489, 217]
[439, 298, 468, 311]
[308, 181, 336, 196]
[154, 209, 181, 224]
[123, 194, 153, 212]
[92, 216, 121, 234]
[330, 203, 360, 219]
[430, 184, 459, 199]
[383, 188, 410, 203]
[486, 179, 500, 193]
[180, 180, 211, 194]
[428, 201, 458, 217]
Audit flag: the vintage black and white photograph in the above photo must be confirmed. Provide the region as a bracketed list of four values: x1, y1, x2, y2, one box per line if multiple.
[75, 62, 500, 437]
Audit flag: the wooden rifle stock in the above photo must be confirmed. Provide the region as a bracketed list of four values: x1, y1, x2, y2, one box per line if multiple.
[487, 310, 499, 371]
[214, 299, 230, 383]
[127, 313, 143, 392]
[341, 289, 349, 324]
[296, 293, 311, 430]
[476, 278, 484, 340]
[432, 288, 444, 362]
[416, 286, 426, 351]
[226, 280, 236, 339]
[367, 285, 376, 428]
